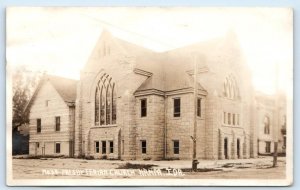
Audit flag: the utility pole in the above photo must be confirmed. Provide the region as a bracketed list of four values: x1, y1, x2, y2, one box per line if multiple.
[273, 63, 279, 167]
[192, 54, 199, 171]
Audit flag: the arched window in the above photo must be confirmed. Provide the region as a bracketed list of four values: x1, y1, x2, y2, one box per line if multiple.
[100, 85, 105, 125]
[264, 116, 270, 134]
[95, 73, 117, 126]
[106, 83, 111, 125]
[223, 75, 239, 100]
[112, 84, 117, 124]
[95, 88, 100, 124]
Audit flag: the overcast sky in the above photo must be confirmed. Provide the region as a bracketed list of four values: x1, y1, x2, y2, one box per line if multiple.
[6, 7, 293, 95]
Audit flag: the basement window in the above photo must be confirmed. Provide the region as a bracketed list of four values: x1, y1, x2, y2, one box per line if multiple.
[109, 141, 114, 153]
[173, 140, 179, 154]
[95, 141, 99, 153]
[102, 141, 106, 154]
[141, 140, 147, 154]
[55, 143, 61, 154]
[265, 141, 271, 153]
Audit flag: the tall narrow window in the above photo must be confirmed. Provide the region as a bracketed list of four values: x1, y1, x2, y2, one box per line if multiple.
[224, 138, 228, 159]
[237, 139, 240, 158]
[264, 116, 270, 134]
[197, 98, 201, 117]
[95, 88, 100, 124]
[232, 114, 235, 125]
[173, 140, 179, 154]
[100, 86, 105, 125]
[102, 141, 106, 154]
[109, 141, 114, 153]
[55, 143, 60, 153]
[228, 113, 231, 125]
[106, 86, 111, 125]
[112, 85, 117, 124]
[237, 114, 240, 125]
[141, 99, 147, 117]
[122, 140, 124, 155]
[37, 119, 41, 133]
[265, 141, 271, 153]
[55, 116, 60, 131]
[95, 141, 100, 153]
[174, 98, 181, 117]
[223, 112, 226, 124]
[141, 140, 147, 154]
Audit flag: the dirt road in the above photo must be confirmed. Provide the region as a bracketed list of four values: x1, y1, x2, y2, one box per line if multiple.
[12, 156, 286, 179]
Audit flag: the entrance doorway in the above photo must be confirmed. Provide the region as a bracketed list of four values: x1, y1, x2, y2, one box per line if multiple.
[224, 138, 228, 159]
[237, 139, 240, 158]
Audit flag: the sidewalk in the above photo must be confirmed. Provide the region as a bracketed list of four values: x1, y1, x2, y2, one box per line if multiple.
[126, 156, 285, 169]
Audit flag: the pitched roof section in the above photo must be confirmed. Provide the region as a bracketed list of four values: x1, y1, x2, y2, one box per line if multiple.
[84, 30, 240, 95]
[83, 29, 154, 71]
[24, 75, 78, 112]
[46, 75, 77, 103]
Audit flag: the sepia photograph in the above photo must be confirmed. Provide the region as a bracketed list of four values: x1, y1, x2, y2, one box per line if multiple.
[6, 7, 293, 186]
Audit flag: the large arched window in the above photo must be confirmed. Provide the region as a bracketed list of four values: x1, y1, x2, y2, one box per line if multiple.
[264, 116, 270, 134]
[95, 73, 117, 125]
[223, 75, 239, 100]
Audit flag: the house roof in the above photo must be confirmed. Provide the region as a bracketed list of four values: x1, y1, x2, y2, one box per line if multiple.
[24, 75, 78, 112]
[47, 75, 77, 103]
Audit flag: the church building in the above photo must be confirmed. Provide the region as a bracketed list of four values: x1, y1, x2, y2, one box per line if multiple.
[26, 30, 285, 160]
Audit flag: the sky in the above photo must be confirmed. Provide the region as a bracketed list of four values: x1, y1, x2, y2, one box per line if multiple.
[6, 7, 293, 95]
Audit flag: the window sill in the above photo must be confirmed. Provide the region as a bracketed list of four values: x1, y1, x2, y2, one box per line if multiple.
[197, 116, 205, 120]
[172, 116, 181, 120]
[222, 124, 242, 129]
[91, 124, 117, 128]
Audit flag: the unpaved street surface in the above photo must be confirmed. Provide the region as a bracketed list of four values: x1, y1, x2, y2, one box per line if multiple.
[12, 156, 286, 179]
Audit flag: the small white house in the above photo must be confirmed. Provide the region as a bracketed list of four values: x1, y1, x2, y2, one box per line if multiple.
[25, 75, 77, 157]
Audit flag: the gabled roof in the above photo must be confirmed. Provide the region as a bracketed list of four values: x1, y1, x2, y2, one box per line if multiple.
[132, 31, 240, 95]
[83, 29, 155, 71]
[83, 29, 241, 96]
[24, 75, 78, 112]
[47, 75, 77, 103]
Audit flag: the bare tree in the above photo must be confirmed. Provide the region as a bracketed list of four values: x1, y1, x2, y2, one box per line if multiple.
[12, 66, 42, 132]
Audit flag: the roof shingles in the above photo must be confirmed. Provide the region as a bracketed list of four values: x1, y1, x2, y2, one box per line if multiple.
[24, 75, 78, 112]
[46, 75, 77, 103]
